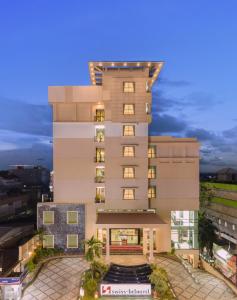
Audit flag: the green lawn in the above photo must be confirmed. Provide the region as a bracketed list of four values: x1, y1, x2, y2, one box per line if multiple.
[202, 182, 237, 192]
[211, 196, 237, 208]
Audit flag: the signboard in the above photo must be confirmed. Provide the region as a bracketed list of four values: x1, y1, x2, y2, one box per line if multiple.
[0, 278, 21, 285]
[100, 284, 151, 296]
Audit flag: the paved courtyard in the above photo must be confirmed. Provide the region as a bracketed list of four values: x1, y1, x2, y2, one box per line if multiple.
[22, 257, 88, 300]
[22, 256, 237, 300]
[155, 256, 237, 300]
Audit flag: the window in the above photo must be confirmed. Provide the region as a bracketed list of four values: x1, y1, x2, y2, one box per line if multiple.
[148, 145, 156, 158]
[123, 104, 135, 115]
[148, 166, 156, 179]
[95, 187, 105, 203]
[148, 186, 156, 198]
[94, 109, 105, 122]
[67, 211, 78, 224]
[123, 188, 135, 200]
[123, 125, 135, 136]
[95, 126, 105, 142]
[233, 224, 236, 231]
[219, 219, 221, 225]
[95, 166, 105, 183]
[224, 221, 227, 227]
[123, 82, 135, 93]
[95, 148, 105, 162]
[123, 167, 135, 178]
[145, 103, 151, 114]
[67, 234, 78, 248]
[43, 211, 54, 225]
[123, 146, 135, 157]
[43, 235, 54, 248]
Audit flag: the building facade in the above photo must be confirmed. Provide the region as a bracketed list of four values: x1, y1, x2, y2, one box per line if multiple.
[38, 61, 199, 265]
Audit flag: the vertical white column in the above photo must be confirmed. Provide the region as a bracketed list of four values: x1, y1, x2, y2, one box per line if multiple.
[149, 228, 154, 261]
[143, 229, 147, 255]
[106, 228, 110, 261]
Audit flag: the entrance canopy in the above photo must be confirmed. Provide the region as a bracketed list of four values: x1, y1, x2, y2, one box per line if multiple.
[96, 212, 166, 228]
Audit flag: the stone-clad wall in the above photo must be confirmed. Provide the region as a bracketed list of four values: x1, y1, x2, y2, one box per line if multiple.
[37, 203, 85, 253]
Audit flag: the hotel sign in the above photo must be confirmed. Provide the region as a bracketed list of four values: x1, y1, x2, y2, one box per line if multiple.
[100, 284, 151, 296]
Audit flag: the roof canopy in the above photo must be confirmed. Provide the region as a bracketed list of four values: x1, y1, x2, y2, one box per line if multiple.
[88, 61, 164, 87]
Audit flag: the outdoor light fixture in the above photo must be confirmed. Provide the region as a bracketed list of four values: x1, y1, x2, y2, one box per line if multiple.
[79, 287, 85, 298]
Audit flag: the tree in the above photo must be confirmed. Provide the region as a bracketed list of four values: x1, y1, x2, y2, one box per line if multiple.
[84, 235, 103, 262]
[200, 183, 214, 208]
[198, 211, 217, 257]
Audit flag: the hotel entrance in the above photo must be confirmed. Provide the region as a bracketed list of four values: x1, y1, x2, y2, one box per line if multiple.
[110, 229, 141, 246]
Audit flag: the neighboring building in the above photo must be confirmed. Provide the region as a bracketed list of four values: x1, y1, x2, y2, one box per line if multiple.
[38, 61, 200, 265]
[217, 168, 237, 183]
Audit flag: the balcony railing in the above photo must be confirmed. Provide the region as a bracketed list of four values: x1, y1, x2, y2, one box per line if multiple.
[95, 195, 105, 203]
[94, 135, 105, 143]
[94, 116, 105, 122]
[94, 157, 105, 163]
[95, 176, 105, 183]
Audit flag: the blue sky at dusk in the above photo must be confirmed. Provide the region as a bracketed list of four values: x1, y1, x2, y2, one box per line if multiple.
[0, 0, 237, 171]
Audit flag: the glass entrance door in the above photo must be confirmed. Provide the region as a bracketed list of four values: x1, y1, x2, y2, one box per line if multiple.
[110, 229, 140, 246]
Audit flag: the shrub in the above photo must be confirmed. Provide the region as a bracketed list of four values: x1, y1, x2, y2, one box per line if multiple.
[26, 257, 36, 272]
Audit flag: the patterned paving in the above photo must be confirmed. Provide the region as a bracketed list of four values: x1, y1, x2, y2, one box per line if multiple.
[22, 257, 88, 300]
[155, 256, 237, 300]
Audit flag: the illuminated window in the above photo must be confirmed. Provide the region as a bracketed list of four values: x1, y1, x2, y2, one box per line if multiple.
[67, 234, 78, 248]
[123, 188, 135, 200]
[96, 148, 105, 162]
[123, 167, 135, 178]
[123, 125, 135, 136]
[95, 187, 105, 203]
[123, 82, 135, 93]
[95, 126, 105, 142]
[148, 166, 156, 179]
[94, 109, 105, 122]
[43, 211, 54, 225]
[145, 103, 151, 114]
[95, 166, 105, 183]
[148, 186, 156, 198]
[43, 235, 54, 248]
[123, 104, 135, 115]
[67, 211, 78, 224]
[123, 146, 135, 157]
[148, 145, 156, 158]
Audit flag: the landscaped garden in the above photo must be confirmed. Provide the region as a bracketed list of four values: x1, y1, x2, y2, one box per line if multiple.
[202, 181, 237, 192]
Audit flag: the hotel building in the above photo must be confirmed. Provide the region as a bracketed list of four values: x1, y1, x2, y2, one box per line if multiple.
[38, 61, 200, 266]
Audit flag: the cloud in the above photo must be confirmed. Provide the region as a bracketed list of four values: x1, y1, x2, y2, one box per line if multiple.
[158, 77, 191, 87]
[222, 126, 237, 139]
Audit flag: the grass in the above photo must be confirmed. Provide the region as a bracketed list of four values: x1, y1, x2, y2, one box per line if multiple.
[202, 182, 237, 192]
[211, 196, 237, 208]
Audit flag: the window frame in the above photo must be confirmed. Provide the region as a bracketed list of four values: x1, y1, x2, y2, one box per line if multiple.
[123, 146, 135, 157]
[148, 166, 156, 179]
[148, 145, 156, 158]
[43, 235, 54, 248]
[123, 188, 135, 200]
[123, 104, 135, 115]
[123, 167, 135, 179]
[123, 82, 135, 93]
[67, 211, 78, 225]
[67, 234, 78, 248]
[43, 211, 54, 225]
[148, 186, 156, 199]
[123, 125, 135, 136]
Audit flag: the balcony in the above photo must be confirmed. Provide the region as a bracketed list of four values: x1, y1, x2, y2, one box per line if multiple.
[95, 176, 105, 183]
[95, 195, 105, 203]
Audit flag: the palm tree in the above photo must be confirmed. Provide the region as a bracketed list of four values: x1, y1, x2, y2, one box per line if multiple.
[198, 211, 217, 257]
[85, 235, 103, 262]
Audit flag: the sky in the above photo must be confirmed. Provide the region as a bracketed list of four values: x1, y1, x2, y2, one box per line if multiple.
[0, 0, 237, 172]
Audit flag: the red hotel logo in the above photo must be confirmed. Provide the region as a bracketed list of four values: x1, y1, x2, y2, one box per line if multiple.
[102, 286, 111, 294]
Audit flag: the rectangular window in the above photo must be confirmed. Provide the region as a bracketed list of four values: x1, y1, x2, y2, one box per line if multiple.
[43, 211, 54, 225]
[123, 125, 135, 136]
[43, 235, 54, 248]
[95, 148, 105, 162]
[148, 166, 156, 179]
[67, 211, 78, 224]
[123, 146, 135, 157]
[67, 234, 78, 248]
[123, 167, 135, 178]
[123, 104, 135, 115]
[145, 103, 151, 114]
[123, 188, 135, 200]
[123, 82, 135, 93]
[95, 187, 105, 203]
[95, 126, 105, 142]
[95, 166, 105, 183]
[148, 186, 156, 198]
[94, 109, 105, 122]
[148, 145, 156, 158]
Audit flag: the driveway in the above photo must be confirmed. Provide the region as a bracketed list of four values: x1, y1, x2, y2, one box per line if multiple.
[155, 256, 237, 300]
[22, 257, 88, 300]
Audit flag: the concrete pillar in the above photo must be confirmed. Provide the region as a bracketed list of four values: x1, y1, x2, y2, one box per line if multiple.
[143, 229, 147, 255]
[149, 228, 154, 261]
[192, 253, 199, 269]
[106, 228, 110, 262]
